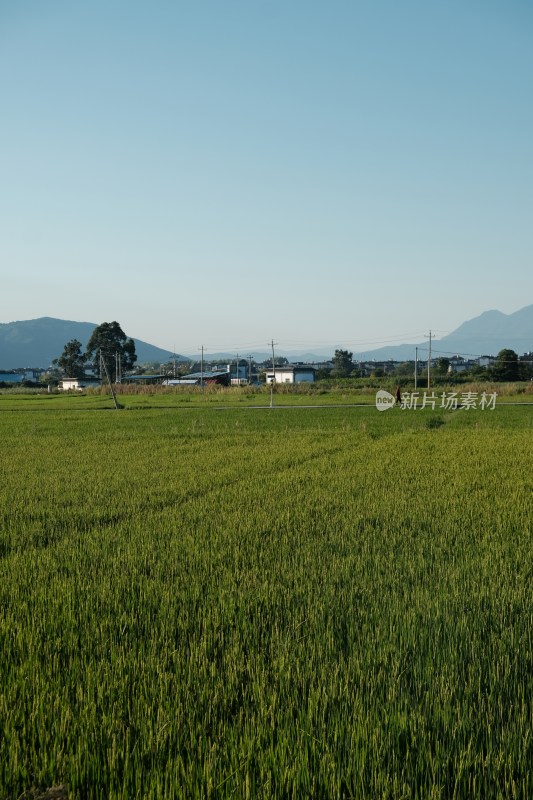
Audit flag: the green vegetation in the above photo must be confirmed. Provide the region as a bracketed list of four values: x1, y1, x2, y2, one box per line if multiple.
[47, 321, 137, 385]
[53, 339, 87, 379]
[0, 395, 532, 798]
[85, 321, 137, 382]
[0, 380, 532, 410]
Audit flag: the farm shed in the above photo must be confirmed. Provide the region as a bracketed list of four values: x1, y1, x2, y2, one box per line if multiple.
[265, 365, 316, 384]
[125, 374, 166, 385]
[164, 371, 231, 386]
[58, 378, 83, 391]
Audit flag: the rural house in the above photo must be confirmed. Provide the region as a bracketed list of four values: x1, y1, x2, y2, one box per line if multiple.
[265, 365, 316, 384]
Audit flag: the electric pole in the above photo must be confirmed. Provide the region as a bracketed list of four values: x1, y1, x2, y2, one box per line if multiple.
[270, 340, 277, 408]
[100, 351, 120, 410]
[425, 331, 432, 388]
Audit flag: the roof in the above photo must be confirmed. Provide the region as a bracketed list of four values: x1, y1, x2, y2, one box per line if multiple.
[126, 374, 165, 382]
[268, 365, 316, 372]
[179, 371, 229, 380]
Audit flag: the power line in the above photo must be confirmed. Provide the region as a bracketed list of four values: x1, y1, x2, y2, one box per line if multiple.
[172, 331, 437, 354]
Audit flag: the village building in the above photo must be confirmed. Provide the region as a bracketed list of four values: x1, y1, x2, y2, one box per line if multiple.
[265, 365, 316, 384]
[58, 378, 84, 391]
[163, 370, 231, 386]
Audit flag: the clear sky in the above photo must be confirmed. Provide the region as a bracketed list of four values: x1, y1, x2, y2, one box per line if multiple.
[1, 0, 532, 355]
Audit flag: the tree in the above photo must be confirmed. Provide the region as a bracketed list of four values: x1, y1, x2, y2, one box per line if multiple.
[315, 366, 332, 380]
[393, 361, 415, 378]
[85, 322, 137, 382]
[467, 362, 490, 380]
[436, 357, 450, 375]
[53, 339, 86, 378]
[491, 349, 519, 382]
[331, 349, 353, 377]
[519, 353, 533, 380]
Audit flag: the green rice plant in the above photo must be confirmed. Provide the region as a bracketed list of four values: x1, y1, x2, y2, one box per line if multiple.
[0, 404, 531, 798]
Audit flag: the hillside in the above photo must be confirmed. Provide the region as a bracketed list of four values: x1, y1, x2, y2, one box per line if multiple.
[2, 306, 532, 368]
[436, 306, 533, 356]
[0, 317, 181, 369]
[334, 304, 533, 363]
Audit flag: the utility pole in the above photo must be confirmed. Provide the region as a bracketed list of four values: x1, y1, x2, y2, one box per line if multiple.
[248, 355, 253, 384]
[270, 339, 277, 408]
[199, 345, 204, 387]
[414, 346, 418, 390]
[425, 331, 432, 388]
[236, 353, 239, 386]
[100, 351, 120, 410]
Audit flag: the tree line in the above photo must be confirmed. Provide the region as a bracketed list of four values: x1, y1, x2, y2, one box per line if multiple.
[54, 332, 531, 385]
[326, 348, 533, 382]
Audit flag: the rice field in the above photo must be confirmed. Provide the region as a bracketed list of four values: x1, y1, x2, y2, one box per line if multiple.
[0, 394, 532, 798]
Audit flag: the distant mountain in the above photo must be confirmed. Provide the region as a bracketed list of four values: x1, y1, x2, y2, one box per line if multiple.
[197, 306, 533, 363]
[2, 306, 531, 369]
[435, 306, 533, 357]
[187, 351, 334, 364]
[178, 302, 529, 363]
[0, 317, 183, 369]
[356, 305, 533, 362]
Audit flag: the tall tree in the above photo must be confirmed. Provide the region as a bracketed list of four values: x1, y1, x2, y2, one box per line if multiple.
[393, 361, 415, 378]
[518, 353, 533, 380]
[53, 339, 86, 378]
[491, 349, 519, 382]
[85, 322, 137, 382]
[436, 357, 450, 375]
[331, 349, 354, 377]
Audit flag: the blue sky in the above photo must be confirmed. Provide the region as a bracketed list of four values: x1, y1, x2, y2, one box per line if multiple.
[1, 0, 531, 356]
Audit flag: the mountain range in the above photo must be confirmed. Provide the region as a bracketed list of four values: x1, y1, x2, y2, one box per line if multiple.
[343, 304, 533, 363]
[0, 306, 532, 369]
[195, 305, 533, 363]
[0, 318, 178, 370]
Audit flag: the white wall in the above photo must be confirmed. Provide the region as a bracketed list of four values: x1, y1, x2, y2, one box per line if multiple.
[266, 369, 315, 384]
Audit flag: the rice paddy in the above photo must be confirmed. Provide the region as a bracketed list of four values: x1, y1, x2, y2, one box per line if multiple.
[1, 392, 532, 798]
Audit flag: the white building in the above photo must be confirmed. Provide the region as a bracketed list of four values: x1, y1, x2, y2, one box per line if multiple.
[58, 378, 83, 391]
[265, 365, 316, 384]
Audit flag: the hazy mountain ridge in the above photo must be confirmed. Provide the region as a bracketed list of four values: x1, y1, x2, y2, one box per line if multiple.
[1, 306, 532, 368]
[244, 306, 533, 362]
[0, 317, 179, 369]
[325, 305, 533, 363]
